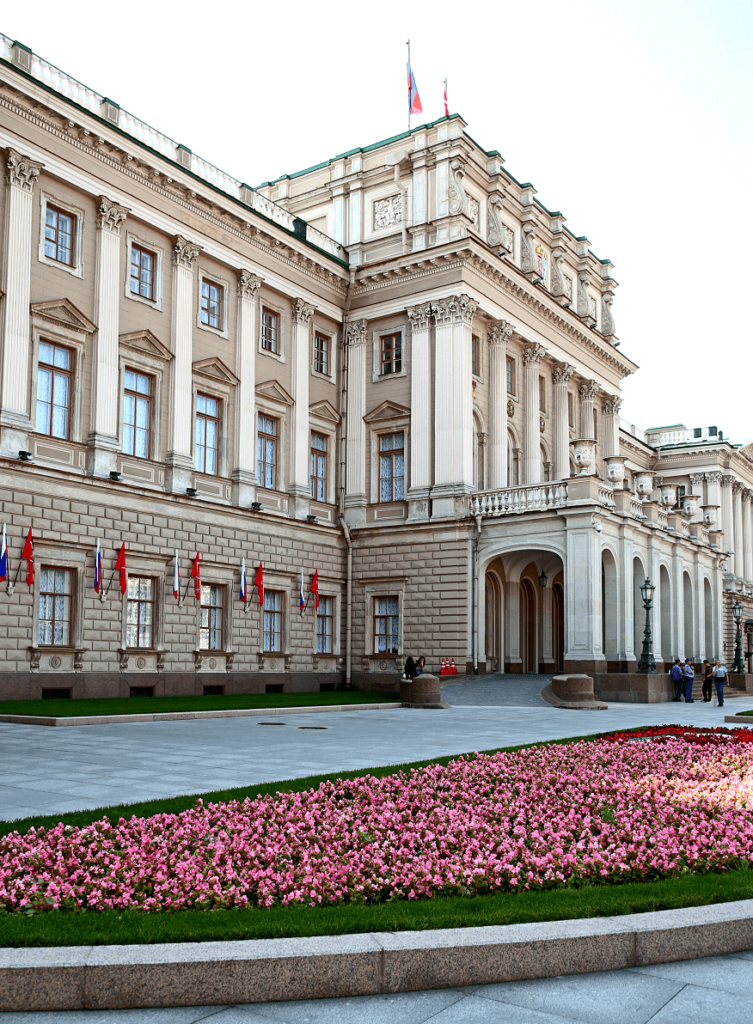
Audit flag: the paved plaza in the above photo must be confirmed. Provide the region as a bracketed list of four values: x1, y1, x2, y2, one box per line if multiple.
[0, 676, 751, 822]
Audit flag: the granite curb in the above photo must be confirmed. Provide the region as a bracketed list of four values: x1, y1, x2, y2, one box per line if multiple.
[1, 899, 752, 1011]
[0, 702, 403, 728]
[724, 714, 753, 724]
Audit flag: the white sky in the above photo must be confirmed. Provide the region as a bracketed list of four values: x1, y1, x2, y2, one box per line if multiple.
[4, 0, 751, 441]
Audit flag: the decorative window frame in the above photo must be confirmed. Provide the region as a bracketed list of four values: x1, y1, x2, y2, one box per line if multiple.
[118, 554, 167, 670]
[365, 401, 411, 505]
[309, 400, 340, 507]
[118, 330, 172, 465]
[471, 329, 485, 384]
[29, 542, 87, 672]
[191, 358, 239, 481]
[538, 373, 549, 419]
[255, 380, 293, 496]
[196, 268, 230, 339]
[256, 569, 292, 670]
[360, 577, 408, 660]
[371, 323, 408, 383]
[258, 299, 286, 363]
[125, 231, 165, 311]
[311, 324, 336, 382]
[193, 563, 236, 656]
[312, 584, 341, 668]
[29, 300, 95, 446]
[38, 191, 85, 279]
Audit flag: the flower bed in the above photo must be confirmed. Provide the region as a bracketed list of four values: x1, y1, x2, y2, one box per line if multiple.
[2, 726, 753, 914]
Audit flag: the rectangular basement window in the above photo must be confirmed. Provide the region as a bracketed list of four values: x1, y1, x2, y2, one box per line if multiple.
[203, 684, 224, 696]
[319, 682, 336, 692]
[42, 688, 71, 699]
[265, 683, 284, 694]
[129, 686, 154, 698]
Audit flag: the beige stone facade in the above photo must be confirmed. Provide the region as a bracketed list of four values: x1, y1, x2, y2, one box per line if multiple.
[0, 35, 752, 701]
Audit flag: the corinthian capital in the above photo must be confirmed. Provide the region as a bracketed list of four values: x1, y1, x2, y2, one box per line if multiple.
[522, 342, 546, 366]
[172, 235, 202, 269]
[346, 319, 368, 346]
[578, 379, 600, 401]
[551, 361, 576, 385]
[238, 270, 263, 298]
[432, 293, 478, 325]
[601, 395, 622, 416]
[97, 196, 130, 234]
[487, 319, 515, 347]
[406, 303, 432, 331]
[292, 298, 315, 325]
[6, 148, 42, 192]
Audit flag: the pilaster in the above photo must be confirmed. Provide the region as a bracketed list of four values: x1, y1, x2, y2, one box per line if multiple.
[232, 270, 263, 506]
[344, 319, 368, 526]
[522, 343, 546, 484]
[745, 490, 753, 584]
[166, 235, 202, 494]
[289, 298, 316, 518]
[720, 475, 734, 574]
[552, 361, 575, 481]
[563, 509, 607, 673]
[733, 480, 744, 582]
[406, 303, 432, 521]
[87, 196, 130, 477]
[578, 379, 599, 441]
[0, 149, 43, 457]
[600, 394, 622, 459]
[488, 320, 514, 489]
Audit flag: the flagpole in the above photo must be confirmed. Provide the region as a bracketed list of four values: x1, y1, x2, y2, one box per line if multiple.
[407, 39, 411, 131]
[444, 78, 448, 116]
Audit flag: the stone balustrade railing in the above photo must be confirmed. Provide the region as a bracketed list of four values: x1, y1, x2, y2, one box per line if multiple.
[1, 34, 346, 262]
[471, 482, 569, 516]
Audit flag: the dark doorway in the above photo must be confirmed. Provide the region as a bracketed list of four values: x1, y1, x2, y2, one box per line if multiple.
[553, 583, 565, 673]
[520, 578, 537, 673]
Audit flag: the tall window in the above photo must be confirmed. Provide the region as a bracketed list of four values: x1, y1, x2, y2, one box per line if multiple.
[200, 279, 221, 329]
[374, 596, 399, 654]
[257, 415, 277, 489]
[200, 584, 224, 650]
[310, 433, 327, 501]
[593, 409, 598, 441]
[195, 394, 219, 475]
[472, 334, 481, 377]
[568, 392, 575, 428]
[126, 576, 154, 649]
[506, 356, 515, 394]
[130, 245, 155, 300]
[317, 596, 333, 654]
[44, 205, 74, 266]
[36, 341, 72, 439]
[263, 590, 282, 652]
[38, 568, 72, 646]
[262, 308, 279, 353]
[379, 433, 404, 502]
[539, 375, 546, 413]
[123, 370, 152, 459]
[314, 332, 329, 374]
[380, 333, 402, 375]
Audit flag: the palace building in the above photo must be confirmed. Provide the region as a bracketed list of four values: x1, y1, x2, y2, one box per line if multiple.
[1, 34, 752, 701]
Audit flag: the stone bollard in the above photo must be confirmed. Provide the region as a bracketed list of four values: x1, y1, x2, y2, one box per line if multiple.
[402, 673, 444, 708]
[546, 673, 607, 709]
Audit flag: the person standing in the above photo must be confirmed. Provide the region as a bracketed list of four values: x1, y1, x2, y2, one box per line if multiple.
[701, 659, 714, 703]
[713, 660, 728, 706]
[670, 659, 683, 701]
[683, 659, 695, 703]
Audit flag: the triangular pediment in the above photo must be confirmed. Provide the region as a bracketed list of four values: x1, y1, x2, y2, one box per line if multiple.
[119, 329, 173, 361]
[30, 298, 97, 334]
[255, 379, 294, 406]
[363, 400, 411, 423]
[193, 357, 240, 385]
[309, 399, 340, 424]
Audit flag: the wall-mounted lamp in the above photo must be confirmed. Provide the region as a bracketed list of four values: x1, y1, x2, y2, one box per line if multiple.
[109, 471, 122, 481]
[306, 514, 318, 523]
[186, 487, 198, 497]
[251, 501, 263, 511]
[17, 450, 33, 462]
[538, 569, 548, 589]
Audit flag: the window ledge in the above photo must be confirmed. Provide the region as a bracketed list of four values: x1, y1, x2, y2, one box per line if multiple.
[257, 651, 292, 671]
[194, 650, 234, 672]
[119, 648, 167, 672]
[29, 646, 88, 672]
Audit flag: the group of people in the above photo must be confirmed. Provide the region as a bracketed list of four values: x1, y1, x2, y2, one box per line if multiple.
[669, 658, 728, 705]
[403, 656, 426, 679]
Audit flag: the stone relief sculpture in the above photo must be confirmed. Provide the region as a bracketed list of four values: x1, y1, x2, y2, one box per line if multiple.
[521, 222, 536, 274]
[551, 247, 567, 299]
[576, 271, 591, 318]
[601, 291, 615, 337]
[487, 194, 504, 247]
[373, 195, 402, 230]
[466, 195, 480, 228]
[535, 244, 548, 283]
[448, 158, 467, 216]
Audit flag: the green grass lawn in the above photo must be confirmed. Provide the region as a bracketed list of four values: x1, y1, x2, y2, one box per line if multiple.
[735, 709, 753, 715]
[0, 690, 398, 719]
[1, 728, 750, 947]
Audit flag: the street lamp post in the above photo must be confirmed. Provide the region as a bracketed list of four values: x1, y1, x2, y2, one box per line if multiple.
[732, 599, 745, 674]
[637, 577, 657, 673]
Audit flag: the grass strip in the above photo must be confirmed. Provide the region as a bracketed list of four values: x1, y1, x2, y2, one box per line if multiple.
[2, 868, 752, 948]
[0, 690, 397, 719]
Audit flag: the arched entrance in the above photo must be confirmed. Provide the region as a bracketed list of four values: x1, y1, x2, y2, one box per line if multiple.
[684, 572, 694, 660]
[660, 565, 672, 662]
[602, 549, 618, 668]
[633, 556, 646, 659]
[704, 578, 713, 660]
[552, 582, 564, 673]
[484, 571, 502, 672]
[520, 577, 537, 673]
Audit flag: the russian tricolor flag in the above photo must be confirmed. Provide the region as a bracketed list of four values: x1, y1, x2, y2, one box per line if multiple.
[94, 538, 101, 593]
[174, 550, 180, 600]
[240, 558, 247, 602]
[300, 569, 305, 614]
[407, 65, 422, 115]
[0, 524, 7, 582]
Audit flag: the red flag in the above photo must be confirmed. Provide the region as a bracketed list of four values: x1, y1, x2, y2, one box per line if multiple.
[443, 81, 449, 117]
[21, 529, 33, 586]
[114, 542, 127, 594]
[254, 562, 264, 606]
[190, 552, 201, 600]
[311, 570, 319, 611]
[407, 65, 422, 115]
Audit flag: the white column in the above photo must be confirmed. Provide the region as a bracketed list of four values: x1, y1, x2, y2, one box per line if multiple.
[522, 343, 545, 484]
[601, 395, 622, 458]
[563, 513, 606, 672]
[488, 320, 514, 489]
[87, 196, 129, 477]
[432, 294, 476, 516]
[344, 319, 367, 526]
[552, 361, 575, 481]
[618, 528, 636, 668]
[289, 298, 315, 519]
[695, 552, 705, 662]
[0, 149, 42, 456]
[406, 303, 432, 520]
[166, 235, 201, 494]
[733, 481, 744, 580]
[744, 490, 753, 583]
[720, 475, 734, 573]
[673, 546, 685, 660]
[578, 380, 599, 440]
[232, 270, 262, 506]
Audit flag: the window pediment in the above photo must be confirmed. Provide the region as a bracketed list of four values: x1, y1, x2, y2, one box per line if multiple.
[256, 379, 294, 406]
[30, 298, 97, 335]
[193, 357, 239, 386]
[119, 329, 173, 361]
[309, 399, 340, 424]
[363, 400, 410, 424]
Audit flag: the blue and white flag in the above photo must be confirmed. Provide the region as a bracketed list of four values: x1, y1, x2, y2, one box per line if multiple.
[94, 538, 102, 593]
[300, 569, 305, 614]
[0, 524, 6, 581]
[240, 558, 247, 602]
